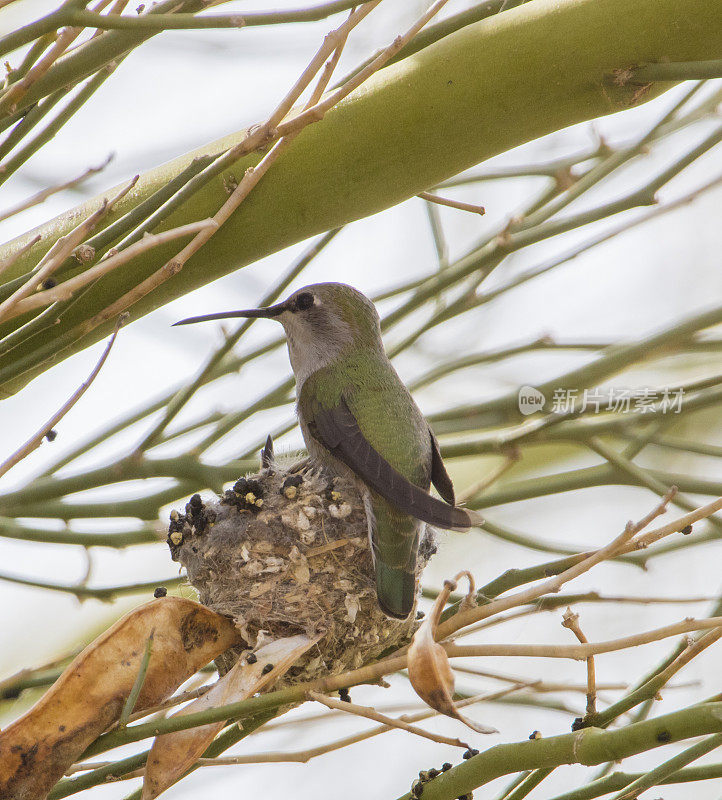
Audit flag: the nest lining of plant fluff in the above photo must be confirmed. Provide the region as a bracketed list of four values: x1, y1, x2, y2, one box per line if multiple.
[167, 455, 435, 681]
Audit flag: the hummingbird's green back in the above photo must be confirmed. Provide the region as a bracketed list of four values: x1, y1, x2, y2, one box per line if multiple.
[299, 349, 431, 617]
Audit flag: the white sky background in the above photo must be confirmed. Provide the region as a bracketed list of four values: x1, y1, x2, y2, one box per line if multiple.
[0, 1, 722, 798]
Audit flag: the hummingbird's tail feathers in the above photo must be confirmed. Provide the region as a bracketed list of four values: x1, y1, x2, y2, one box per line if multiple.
[375, 561, 416, 619]
[309, 400, 481, 532]
[464, 508, 485, 527]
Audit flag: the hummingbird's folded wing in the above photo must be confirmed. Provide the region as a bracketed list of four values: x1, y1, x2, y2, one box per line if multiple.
[309, 399, 476, 531]
[429, 427, 455, 506]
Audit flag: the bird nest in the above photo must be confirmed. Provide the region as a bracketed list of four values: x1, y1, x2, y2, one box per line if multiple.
[167, 456, 435, 681]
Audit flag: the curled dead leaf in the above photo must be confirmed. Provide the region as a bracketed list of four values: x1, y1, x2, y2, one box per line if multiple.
[407, 571, 497, 735]
[0, 597, 243, 800]
[142, 633, 320, 799]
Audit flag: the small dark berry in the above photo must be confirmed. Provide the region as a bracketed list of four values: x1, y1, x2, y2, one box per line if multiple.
[681, 524, 693, 535]
[42, 278, 57, 289]
[571, 717, 587, 731]
[427, 768, 440, 779]
[416, 610, 425, 619]
[261, 663, 273, 674]
[246, 652, 257, 664]
[189, 494, 203, 509]
[339, 687, 351, 703]
[44, 429, 57, 442]
[153, 587, 167, 598]
[411, 781, 424, 798]
[233, 478, 249, 495]
[441, 763, 452, 772]
[656, 730, 672, 743]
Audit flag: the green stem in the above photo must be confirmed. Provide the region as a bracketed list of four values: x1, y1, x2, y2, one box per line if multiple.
[547, 762, 722, 800]
[608, 732, 722, 800]
[0, 572, 185, 600]
[393, 703, 722, 800]
[630, 60, 722, 82]
[0, 517, 158, 547]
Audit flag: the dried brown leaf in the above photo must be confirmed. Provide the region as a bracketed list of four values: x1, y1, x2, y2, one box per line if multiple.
[142, 633, 320, 799]
[0, 598, 242, 800]
[408, 572, 497, 735]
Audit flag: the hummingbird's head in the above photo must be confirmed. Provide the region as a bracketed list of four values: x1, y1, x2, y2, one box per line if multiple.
[174, 282, 383, 382]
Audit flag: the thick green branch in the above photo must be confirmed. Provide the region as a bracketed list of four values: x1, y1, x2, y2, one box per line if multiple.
[393, 703, 722, 800]
[1, 0, 720, 395]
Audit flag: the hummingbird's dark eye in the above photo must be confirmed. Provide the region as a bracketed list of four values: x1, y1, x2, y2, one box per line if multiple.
[295, 292, 314, 311]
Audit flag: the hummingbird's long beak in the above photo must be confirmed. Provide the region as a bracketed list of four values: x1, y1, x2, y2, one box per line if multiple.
[172, 301, 287, 327]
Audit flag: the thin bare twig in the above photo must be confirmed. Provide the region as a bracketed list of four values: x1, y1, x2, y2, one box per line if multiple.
[562, 608, 597, 716]
[307, 690, 470, 749]
[418, 190, 486, 216]
[0, 314, 125, 479]
[445, 615, 722, 661]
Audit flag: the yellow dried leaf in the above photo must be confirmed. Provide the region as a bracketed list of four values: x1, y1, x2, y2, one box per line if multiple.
[0, 598, 242, 800]
[142, 633, 319, 799]
[407, 572, 497, 735]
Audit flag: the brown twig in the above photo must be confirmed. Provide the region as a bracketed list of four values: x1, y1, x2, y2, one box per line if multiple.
[61, 3, 380, 340]
[0, 176, 137, 324]
[0, 315, 125, 479]
[436, 489, 678, 640]
[306, 690, 471, 749]
[444, 615, 722, 661]
[629, 496, 722, 551]
[419, 190, 486, 216]
[562, 608, 597, 716]
[0, 25, 82, 113]
[3, 219, 217, 321]
[275, 0, 454, 140]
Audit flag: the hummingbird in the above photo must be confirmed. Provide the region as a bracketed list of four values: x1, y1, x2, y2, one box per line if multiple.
[174, 283, 480, 619]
